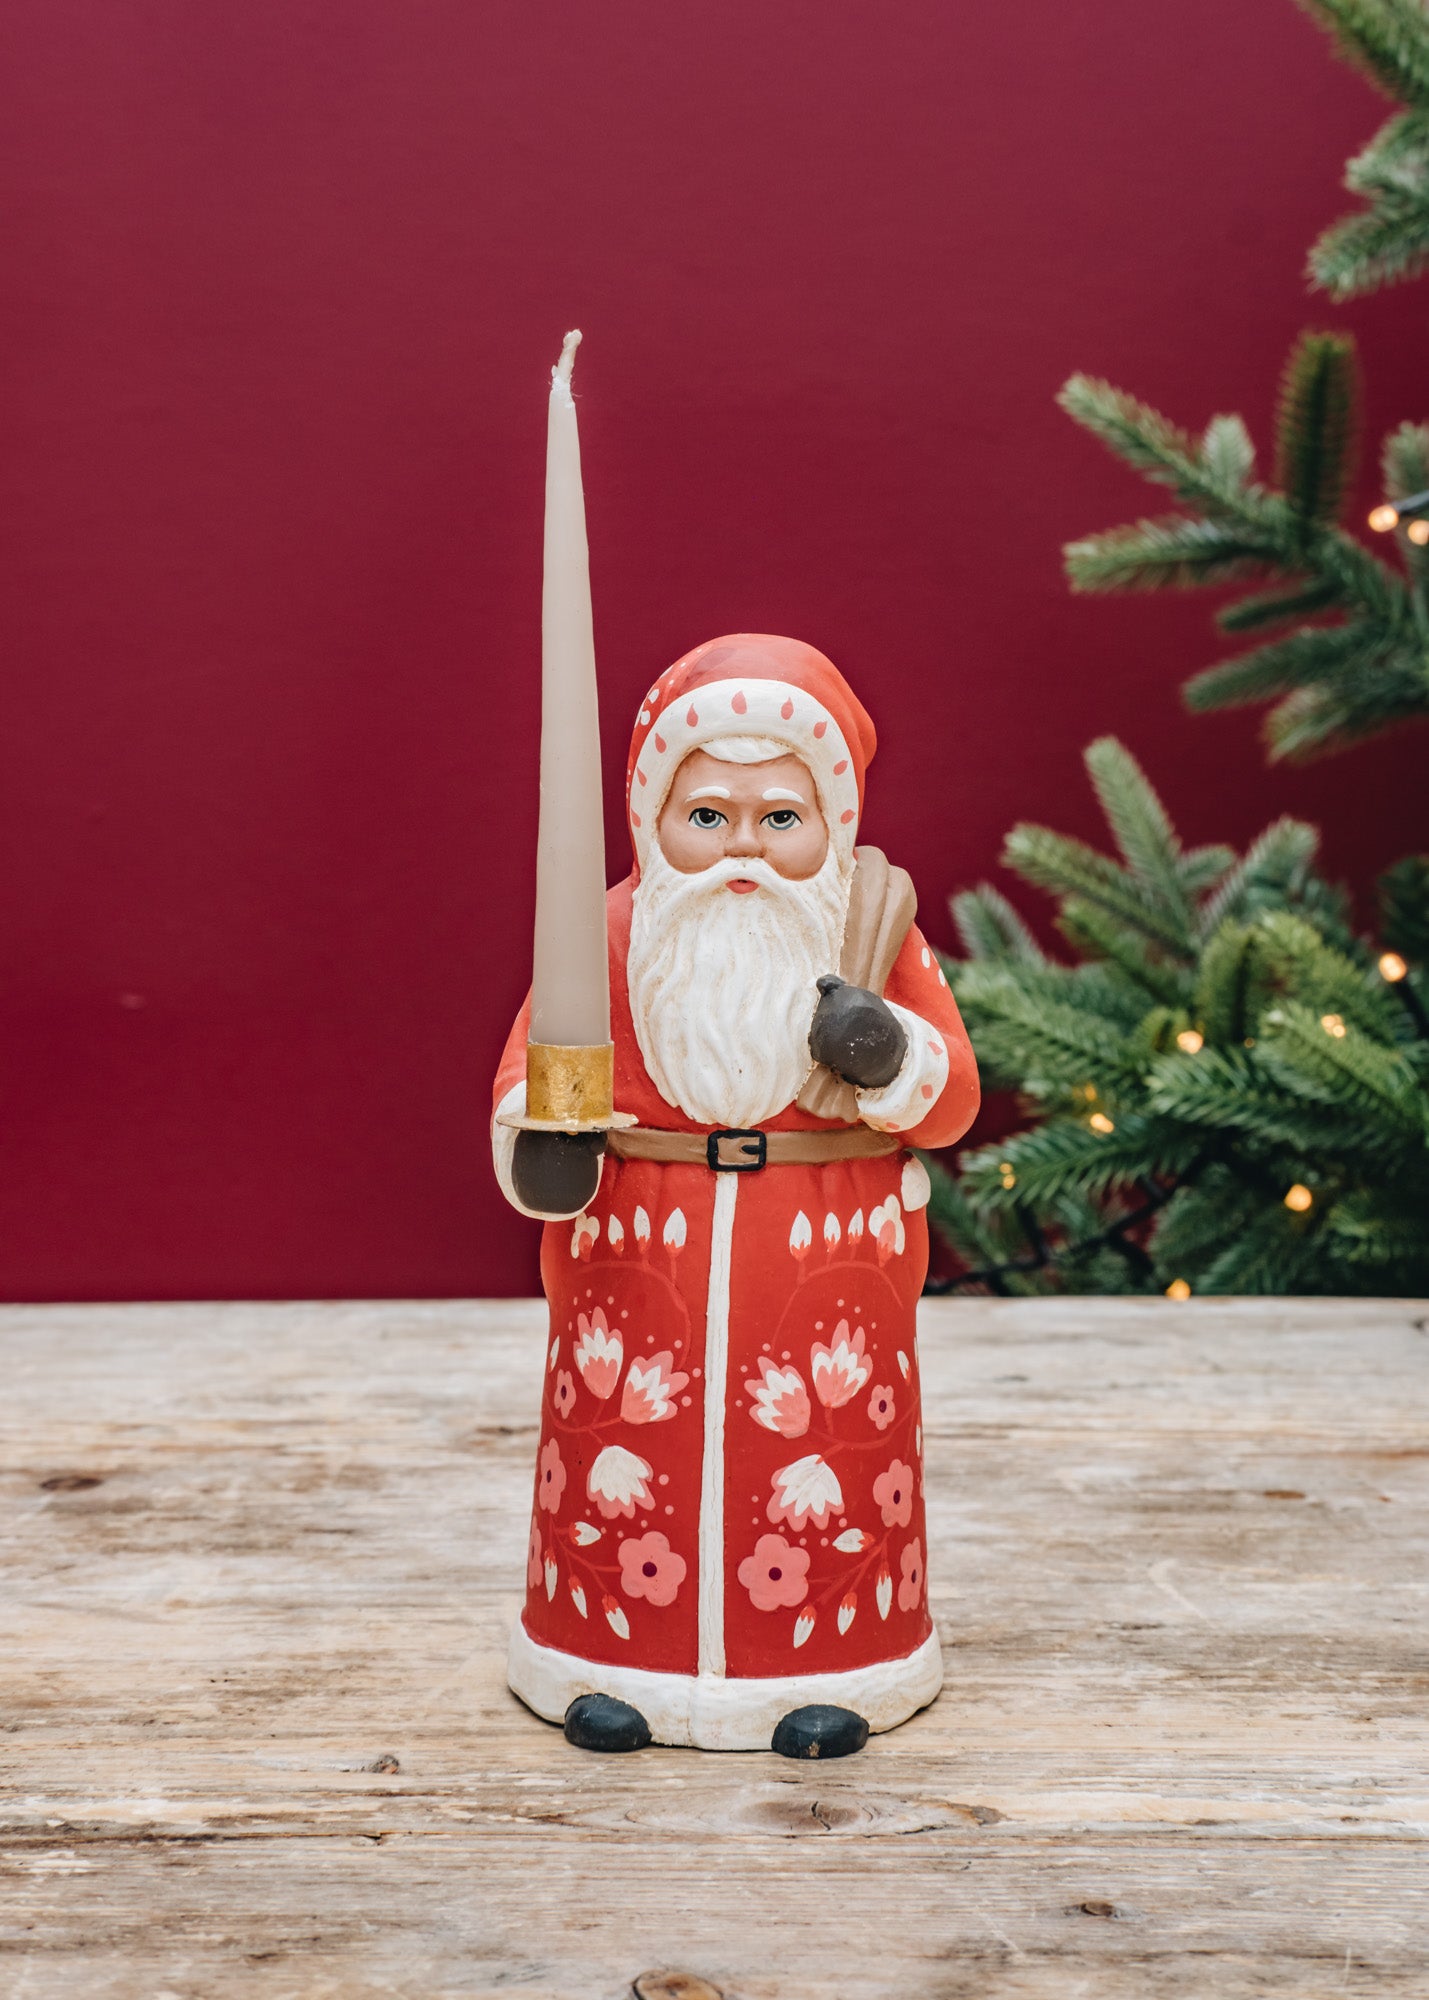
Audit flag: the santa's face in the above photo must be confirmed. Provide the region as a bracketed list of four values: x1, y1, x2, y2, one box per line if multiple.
[629, 749, 852, 1127]
[656, 750, 829, 883]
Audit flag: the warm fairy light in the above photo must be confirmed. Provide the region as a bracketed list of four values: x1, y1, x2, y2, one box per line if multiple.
[1089, 1111, 1115, 1135]
[1368, 503, 1400, 532]
[1165, 1278, 1192, 1301]
[1080, 1083, 1098, 1101]
[1320, 1012, 1347, 1038]
[1284, 1183, 1314, 1212]
[1176, 1029, 1204, 1054]
[1379, 950, 1409, 982]
[1408, 519, 1429, 546]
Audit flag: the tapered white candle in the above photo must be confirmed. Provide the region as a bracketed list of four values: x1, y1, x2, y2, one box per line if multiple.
[530, 330, 610, 1048]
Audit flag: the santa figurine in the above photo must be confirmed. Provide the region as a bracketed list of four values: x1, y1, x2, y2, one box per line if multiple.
[493, 633, 980, 1757]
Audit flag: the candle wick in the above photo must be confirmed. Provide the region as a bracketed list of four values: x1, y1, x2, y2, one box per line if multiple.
[552, 329, 582, 405]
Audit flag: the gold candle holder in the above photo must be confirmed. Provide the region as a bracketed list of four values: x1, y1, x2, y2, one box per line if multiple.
[496, 1042, 636, 1134]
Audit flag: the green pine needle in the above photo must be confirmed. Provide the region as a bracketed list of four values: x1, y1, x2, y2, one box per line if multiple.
[1273, 331, 1360, 525]
[1379, 855, 1429, 961]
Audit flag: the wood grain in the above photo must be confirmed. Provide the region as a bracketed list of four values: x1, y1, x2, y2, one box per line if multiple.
[2, 1296, 1426, 1996]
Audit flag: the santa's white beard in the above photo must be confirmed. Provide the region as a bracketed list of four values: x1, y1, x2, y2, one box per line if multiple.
[627, 839, 852, 1127]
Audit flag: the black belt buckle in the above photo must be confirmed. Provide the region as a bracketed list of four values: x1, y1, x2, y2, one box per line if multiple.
[707, 1128, 767, 1172]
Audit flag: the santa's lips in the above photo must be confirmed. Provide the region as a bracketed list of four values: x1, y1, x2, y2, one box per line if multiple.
[727, 879, 759, 894]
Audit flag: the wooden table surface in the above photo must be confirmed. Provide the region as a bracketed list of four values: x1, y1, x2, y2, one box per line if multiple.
[2, 1297, 1426, 1997]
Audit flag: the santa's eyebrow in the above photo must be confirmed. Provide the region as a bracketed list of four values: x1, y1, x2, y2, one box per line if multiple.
[684, 784, 732, 802]
[761, 786, 806, 804]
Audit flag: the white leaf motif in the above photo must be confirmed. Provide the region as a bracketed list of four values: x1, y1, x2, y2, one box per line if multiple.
[832, 1528, 870, 1553]
[543, 1557, 558, 1602]
[837, 1597, 857, 1635]
[569, 1581, 587, 1618]
[793, 1609, 815, 1649]
[876, 1569, 893, 1620]
[571, 1521, 602, 1546]
[605, 1602, 631, 1640]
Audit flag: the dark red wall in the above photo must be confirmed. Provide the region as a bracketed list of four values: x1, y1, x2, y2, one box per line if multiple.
[1, 1, 1423, 1300]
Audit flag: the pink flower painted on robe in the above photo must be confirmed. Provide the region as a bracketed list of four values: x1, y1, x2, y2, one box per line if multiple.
[618, 1531, 687, 1607]
[573, 1308, 623, 1400]
[898, 1538, 925, 1612]
[767, 1453, 843, 1531]
[873, 1457, 914, 1528]
[737, 1533, 810, 1611]
[587, 1444, 654, 1520]
[869, 1196, 906, 1262]
[744, 1359, 811, 1439]
[537, 1439, 566, 1513]
[527, 1518, 543, 1589]
[621, 1350, 689, 1425]
[867, 1383, 896, 1431]
[811, 1319, 871, 1407]
[552, 1369, 577, 1420]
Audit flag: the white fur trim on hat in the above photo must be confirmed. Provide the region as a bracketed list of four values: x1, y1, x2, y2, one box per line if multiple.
[628, 677, 859, 871]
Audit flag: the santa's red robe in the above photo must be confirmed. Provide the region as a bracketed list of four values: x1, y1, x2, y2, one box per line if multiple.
[494, 871, 978, 1747]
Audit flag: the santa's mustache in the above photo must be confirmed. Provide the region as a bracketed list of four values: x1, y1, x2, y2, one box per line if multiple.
[641, 851, 828, 914]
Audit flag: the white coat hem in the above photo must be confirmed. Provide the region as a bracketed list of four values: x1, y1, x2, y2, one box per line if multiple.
[507, 1621, 943, 1751]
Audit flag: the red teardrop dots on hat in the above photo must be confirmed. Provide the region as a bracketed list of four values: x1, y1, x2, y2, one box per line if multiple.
[636, 767, 647, 786]
[840, 808, 855, 824]
[781, 697, 795, 720]
[921, 1083, 934, 1098]
[654, 734, 666, 753]
[686, 705, 699, 726]
[732, 690, 747, 714]
[833, 759, 848, 775]
[813, 720, 827, 738]
[631, 811, 641, 827]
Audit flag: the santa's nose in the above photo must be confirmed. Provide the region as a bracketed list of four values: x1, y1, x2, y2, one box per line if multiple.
[726, 823, 762, 857]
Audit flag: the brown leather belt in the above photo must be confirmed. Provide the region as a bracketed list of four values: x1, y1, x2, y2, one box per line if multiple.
[607, 1125, 902, 1171]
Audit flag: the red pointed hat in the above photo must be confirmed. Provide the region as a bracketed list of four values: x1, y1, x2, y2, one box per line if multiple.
[625, 634, 877, 873]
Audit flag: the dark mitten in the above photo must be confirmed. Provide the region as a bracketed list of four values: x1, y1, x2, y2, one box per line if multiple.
[512, 1129, 606, 1215]
[807, 973, 907, 1090]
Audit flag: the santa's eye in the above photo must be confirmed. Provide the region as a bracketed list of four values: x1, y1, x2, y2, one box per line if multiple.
[762, 808, 801, 831]
[689, 806, 727, 830]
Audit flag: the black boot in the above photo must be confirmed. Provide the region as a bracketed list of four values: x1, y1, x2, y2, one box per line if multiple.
[771, 1704, 869, 1759]
[563, 1692, 652, 1752]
